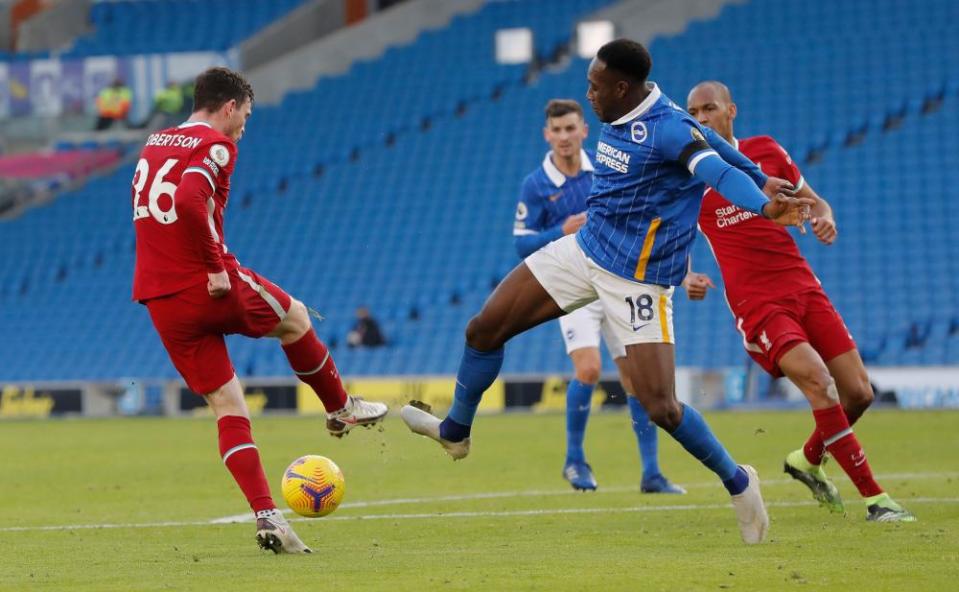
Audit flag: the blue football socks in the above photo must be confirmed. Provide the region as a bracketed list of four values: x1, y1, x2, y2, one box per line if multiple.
[565, 379, 594, 464]
[669, 403, 747, 495]
[440, 345, 504, 442]
[627, 396, 661, 478]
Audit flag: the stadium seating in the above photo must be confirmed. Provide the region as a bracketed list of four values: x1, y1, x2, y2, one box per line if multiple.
[1, 0, 956, 383]
[66, 0, 307, 57]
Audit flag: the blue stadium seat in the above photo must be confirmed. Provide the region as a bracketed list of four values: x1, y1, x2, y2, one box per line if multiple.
[1, 0, 955, 381]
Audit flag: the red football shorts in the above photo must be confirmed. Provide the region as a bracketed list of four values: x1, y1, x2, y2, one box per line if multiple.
[145, 266, 292, 394]
[733, 288, 856, 378]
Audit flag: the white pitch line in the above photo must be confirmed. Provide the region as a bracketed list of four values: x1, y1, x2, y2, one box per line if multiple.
[2, 496, 957, 534]
[299, 497, 959, 523]
[208, 470, 959, 524]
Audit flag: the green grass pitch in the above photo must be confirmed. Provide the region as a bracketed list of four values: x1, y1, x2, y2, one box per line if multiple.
[1, 409, 957, 591]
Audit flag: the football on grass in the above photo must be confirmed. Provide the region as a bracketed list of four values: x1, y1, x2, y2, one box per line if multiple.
[281, 455, 345, 517]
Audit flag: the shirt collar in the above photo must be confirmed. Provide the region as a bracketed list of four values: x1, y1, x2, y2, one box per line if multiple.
[178, 120, 212, 129]
[542, 149, 594, 187]
[611, 82, 661, 126]
[732, 136, 739, 150]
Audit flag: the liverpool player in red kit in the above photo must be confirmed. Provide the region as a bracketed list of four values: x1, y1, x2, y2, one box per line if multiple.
[684, 81, 915, 522]
[132, 68, 389, 553]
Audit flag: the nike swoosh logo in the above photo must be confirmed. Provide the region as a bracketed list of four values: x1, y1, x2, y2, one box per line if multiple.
[577, 405, 591, 412]
[547, 192, 562, 202]
[632, 323, 651, 332]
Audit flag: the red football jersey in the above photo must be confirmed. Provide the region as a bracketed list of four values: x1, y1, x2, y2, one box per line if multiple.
[132, 121, 239, 301]
[698, 135, 820, 310]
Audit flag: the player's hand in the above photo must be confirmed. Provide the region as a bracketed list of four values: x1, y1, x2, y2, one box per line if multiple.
[811, 214, 837, 245]
[762, 176, 796, 199]
[762, 194, 815, 231]
[207, 270, 231, 299]
[561, 213, 587, 235]
[682, 272, 715, 301]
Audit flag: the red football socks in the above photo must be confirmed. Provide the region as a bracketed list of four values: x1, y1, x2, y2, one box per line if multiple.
[802, 402, 864, 465]
[810, 404, 883, 498]
[218, 415, 274, 513]
[282, 330, 349, 412]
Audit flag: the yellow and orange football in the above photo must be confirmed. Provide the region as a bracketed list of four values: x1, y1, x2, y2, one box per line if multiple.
[281, 455, 345, 517]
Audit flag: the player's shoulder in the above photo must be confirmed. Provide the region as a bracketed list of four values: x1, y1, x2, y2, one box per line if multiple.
[520, 167, 549, 200]
[650, 105, 705, 148]
[740, 135, 789, 157]
[191, 124, 237, 170]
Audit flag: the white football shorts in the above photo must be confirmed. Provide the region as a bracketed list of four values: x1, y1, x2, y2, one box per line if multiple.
[526, 234, 675, 347]
[558, 301, 627, 358]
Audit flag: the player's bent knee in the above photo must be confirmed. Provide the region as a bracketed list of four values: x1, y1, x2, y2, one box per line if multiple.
[644, 396, 682, 431]
[844, 379, 874, 415]
[285, 300, 311, 334]
[465, 314, 503, 351]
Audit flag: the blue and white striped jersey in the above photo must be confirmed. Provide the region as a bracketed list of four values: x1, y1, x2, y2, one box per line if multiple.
[577, 83, 725, 287]
[513, 150, 594, 258]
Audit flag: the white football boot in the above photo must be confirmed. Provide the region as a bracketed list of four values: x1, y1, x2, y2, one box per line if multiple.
[400, 401, 471, 460]
[326, 395, 388, 437]
[730, 465, 769, 545]
[255, 509, 311, 554]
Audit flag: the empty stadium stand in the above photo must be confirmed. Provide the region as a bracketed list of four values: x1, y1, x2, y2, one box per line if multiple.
[66, 0, 307, 57]
[0, 0, 954, 383]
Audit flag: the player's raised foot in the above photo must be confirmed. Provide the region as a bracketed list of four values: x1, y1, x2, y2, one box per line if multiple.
[640, 473, 686, 494]
[326, 395, 388, 437]
[400, 400, 471, 460]
[563, 460, 598, 491]
[783, 448, 844, 514]
[730, 465, 769, 545]
[255, 509, 311, 554]
[865, 493, 917, 523]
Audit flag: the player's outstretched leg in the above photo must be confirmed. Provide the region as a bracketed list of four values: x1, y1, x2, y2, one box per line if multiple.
[402, 263, 567, 459]
[273, 300, 387, 437]
[624, 344, 767, 544]
[207, 376, 311, 554]
[779, 346, 915, 522]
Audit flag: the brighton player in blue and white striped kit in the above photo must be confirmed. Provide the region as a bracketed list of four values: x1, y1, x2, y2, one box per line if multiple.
[402, 39, 811, 544]
[515, 98, 683, 494]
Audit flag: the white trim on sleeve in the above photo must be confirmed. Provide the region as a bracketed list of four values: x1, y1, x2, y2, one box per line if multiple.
[687, 150, 719, 175]
[184, 166, 215, 190]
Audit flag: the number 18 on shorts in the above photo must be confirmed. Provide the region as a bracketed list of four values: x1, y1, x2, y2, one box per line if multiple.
[526, 235, 675, 348]
[619, 286, 674, 345]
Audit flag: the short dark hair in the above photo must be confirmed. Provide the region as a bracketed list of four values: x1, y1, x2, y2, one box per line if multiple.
[193, 67, 254, 113]
[544, 99, 584, 121]
[596, 39, 652, 83]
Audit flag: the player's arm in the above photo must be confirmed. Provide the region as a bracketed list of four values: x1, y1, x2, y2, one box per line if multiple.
[700, 126, 766, 187]
[701, 126, 795, 198]
[182, 142, 235, 297]
[766, 139, 838, 245]
[514, 224, 563, 258]
[663, 122, 811, 223]
[512, 178, 584, 258]
[681, 255, 714, 301]
[176, 169, 225, 274]
[798, 182, 837, 244]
